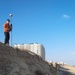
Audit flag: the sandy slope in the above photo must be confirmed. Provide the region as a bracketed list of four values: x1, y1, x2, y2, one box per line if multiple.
[58, 65, 75, 75]
[62, 65, 75, 74]
[0, 42, 56, 75]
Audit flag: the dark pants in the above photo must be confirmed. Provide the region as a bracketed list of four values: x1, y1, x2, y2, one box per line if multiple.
[4, 32, 10, 45]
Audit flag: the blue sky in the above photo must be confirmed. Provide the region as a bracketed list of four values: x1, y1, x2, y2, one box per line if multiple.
[0, 0, 75, 65]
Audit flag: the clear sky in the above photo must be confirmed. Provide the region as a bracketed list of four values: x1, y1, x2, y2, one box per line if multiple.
[0, 0, 75, 65]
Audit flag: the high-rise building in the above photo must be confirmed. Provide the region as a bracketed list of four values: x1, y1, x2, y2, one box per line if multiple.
[14, 43, 45, 59]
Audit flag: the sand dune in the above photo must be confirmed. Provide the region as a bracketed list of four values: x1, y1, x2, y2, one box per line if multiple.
[58, 65, 75, 75]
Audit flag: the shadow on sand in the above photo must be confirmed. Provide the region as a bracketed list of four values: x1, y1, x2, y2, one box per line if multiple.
[58, 65, 75, 75]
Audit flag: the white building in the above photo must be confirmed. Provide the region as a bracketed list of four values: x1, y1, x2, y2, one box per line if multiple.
[14, 43, 45, 59]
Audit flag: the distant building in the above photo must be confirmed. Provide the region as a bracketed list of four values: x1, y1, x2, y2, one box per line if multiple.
[14, 43, 45, 59]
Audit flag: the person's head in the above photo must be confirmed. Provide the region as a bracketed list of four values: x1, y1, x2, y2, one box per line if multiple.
[6, 19, 10, 23]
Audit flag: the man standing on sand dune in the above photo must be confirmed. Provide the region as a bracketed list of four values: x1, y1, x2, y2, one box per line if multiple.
[3, 19, 12, 46]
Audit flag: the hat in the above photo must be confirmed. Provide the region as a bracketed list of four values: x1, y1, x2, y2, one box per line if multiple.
[7, 19, 10, 22]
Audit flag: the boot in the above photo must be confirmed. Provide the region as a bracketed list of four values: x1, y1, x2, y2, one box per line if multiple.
[6, 43, 9, 46]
